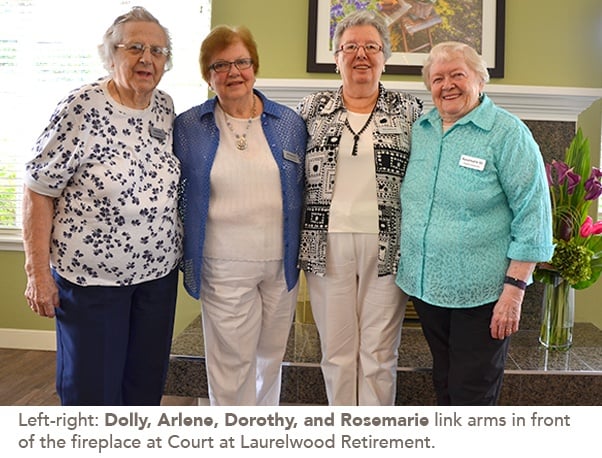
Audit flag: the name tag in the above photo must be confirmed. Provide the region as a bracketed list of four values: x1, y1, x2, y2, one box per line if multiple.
[459, 154, 486, 171]
[378, 126, 403, 134]
[283, 150, 301, 164]
[149, 126, 166, 141]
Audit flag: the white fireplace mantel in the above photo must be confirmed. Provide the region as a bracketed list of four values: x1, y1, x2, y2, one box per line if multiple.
[256, 78, 602, 122]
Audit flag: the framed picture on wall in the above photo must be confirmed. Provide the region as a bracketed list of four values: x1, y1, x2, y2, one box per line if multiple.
[307, 0, 505, 77]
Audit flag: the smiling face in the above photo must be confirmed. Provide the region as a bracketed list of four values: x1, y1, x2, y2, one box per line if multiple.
[110, 21, 168, 105]
[207, 40, 255, 106]
[428, 53, 485, 125]
[334, 24, 385, 94]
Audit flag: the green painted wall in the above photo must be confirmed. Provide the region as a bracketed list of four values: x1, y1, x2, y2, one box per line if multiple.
[1, 0, 601, 336]
[576, 99, 602, 328]
[0, 251, 53, 331]
[0, 251, 199, 336]
[210, 0, 602, 88]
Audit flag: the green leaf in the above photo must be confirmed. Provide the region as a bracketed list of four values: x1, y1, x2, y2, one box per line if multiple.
[573, 268, 602, 290]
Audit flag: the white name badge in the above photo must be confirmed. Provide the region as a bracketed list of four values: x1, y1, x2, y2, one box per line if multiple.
[459, 154, 486, 171]
[283, 150, 301, 164]
[378, 126, 403, 134]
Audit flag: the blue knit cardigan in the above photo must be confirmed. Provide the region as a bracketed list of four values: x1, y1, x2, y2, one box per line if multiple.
[173, 90, 307, 299]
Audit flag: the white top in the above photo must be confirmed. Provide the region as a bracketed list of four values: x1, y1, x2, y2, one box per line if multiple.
[328, 111, 379, 234]
[203, 105, 283, 260]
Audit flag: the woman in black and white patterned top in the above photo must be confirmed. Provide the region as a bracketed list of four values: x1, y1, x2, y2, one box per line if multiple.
[297, 10, 422, 406]
[22, 7, 182, 406]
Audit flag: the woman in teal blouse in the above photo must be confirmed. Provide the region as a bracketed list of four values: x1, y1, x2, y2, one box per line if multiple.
[396, 42, 554, 405]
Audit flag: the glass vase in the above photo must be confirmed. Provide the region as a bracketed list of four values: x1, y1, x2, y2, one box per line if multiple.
[539, 275, 574, 350]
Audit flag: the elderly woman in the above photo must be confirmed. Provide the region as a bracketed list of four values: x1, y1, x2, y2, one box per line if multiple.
[22, 7, 182, 405]
[396, 42, 554, 405]
[173, 25, 306, 406]
[296, 10, 423, 406]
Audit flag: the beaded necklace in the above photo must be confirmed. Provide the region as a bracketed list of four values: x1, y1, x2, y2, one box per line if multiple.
[344, 109, 375, 156]
[222, 95, 257, 151]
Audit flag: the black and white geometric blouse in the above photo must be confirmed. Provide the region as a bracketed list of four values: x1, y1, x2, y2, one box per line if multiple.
[296, 84, 423, 277]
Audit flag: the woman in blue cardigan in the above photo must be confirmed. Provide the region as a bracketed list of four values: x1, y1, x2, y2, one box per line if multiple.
[173, 25, 307, 405]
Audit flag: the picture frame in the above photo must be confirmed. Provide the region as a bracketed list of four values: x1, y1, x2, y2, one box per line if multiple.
[307, 0, 505, 77]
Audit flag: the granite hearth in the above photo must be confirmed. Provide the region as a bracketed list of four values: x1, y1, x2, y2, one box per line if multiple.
[165, 315, 602, 406]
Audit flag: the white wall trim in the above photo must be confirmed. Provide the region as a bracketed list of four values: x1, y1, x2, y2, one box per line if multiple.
[0, 328, 56, 351]
[0, 230, 23, 251]
[256, 78, 602, 122]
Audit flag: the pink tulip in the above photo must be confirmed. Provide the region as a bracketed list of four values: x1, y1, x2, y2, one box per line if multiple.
[580, 216, 602, 237]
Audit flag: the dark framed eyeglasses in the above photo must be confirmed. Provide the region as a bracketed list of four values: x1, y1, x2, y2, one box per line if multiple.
[336, 42, 383, 55]
[115, 42, 170, 58]
[209, 58, 254, 73]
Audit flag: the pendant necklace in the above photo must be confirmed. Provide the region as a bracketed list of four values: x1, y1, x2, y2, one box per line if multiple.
[223, 95, 257, 151]
[344, 108, 375, 156]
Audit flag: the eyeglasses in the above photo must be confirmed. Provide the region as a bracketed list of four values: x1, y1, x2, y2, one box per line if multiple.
[337, 42, 383, 55]
[115, 43, 170, 58]
[209, 58, 254, 73]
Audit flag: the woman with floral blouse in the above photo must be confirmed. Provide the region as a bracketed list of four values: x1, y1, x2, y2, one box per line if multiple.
[22, 7, 182, 405]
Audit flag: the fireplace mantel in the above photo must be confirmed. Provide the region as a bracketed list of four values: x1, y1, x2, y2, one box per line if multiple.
[256, 78, 602, 122]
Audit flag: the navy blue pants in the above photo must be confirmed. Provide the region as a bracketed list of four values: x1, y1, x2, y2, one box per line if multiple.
[53, 269, 178, 406]
[412, 298, 510, 406]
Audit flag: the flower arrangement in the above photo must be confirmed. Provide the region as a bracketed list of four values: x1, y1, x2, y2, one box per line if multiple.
[534, 128, 602, 289]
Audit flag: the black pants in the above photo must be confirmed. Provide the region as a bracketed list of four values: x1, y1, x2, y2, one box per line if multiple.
[413, 298, 510, 406]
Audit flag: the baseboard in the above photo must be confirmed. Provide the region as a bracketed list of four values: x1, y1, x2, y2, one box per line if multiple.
[0, 328, 56, 351]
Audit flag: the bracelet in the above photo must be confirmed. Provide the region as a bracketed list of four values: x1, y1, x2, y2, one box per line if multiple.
[504, 276, 527, 291]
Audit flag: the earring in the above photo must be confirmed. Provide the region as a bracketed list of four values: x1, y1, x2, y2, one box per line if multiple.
[335, 66, 340, 74]
[382, 65, 386, 73]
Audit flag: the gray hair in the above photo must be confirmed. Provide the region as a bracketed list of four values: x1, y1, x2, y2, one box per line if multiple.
[98, 6, 173, 72]
[333, 9, 392, 60]
[422, 41, 490, 91]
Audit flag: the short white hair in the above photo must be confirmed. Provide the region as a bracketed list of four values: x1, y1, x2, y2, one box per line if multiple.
[422, 41, 490, 91]
[98, 6, 172, 72]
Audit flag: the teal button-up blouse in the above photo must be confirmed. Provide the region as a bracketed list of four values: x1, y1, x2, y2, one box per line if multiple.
[395, 95, 554, 307]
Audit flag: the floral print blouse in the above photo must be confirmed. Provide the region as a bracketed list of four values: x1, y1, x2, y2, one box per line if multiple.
[25, 79, 182, 286]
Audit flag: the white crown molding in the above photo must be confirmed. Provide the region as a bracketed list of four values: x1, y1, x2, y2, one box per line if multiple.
[256, 78, 602, 122]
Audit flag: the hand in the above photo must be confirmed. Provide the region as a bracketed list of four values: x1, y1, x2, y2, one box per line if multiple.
[24, 273, 60, 318]
[490, 287, 522, 340]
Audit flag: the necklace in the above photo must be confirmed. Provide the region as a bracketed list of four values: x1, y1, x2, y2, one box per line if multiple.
[344, 109, 375, 156]
[222, 95, 257, 151]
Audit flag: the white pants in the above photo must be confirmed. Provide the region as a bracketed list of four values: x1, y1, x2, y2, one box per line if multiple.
[306, 233, 407, 406]
[200, 258, 298, 406]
